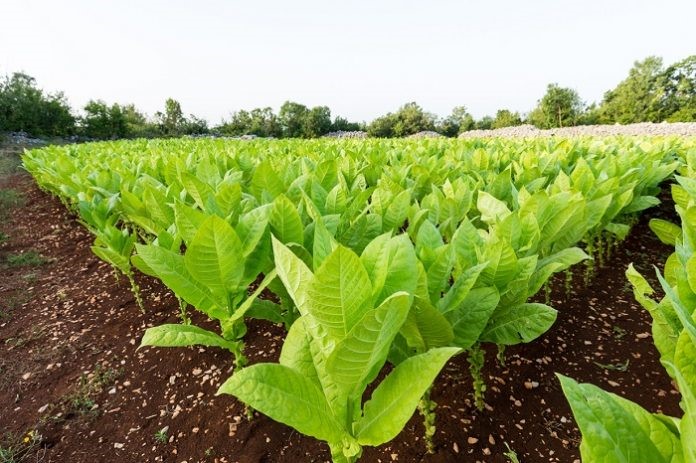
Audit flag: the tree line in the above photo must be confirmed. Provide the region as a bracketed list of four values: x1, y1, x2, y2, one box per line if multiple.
[0, 54, 693, 140]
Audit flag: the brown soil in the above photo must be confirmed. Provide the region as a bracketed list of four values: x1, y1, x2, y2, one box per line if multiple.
[0, 145, 681, 463]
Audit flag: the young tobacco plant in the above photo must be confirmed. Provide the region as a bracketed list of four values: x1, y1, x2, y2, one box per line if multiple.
[134, 214, 274, 368]
[218, 237, 459, 462]
[559, 172, 696, 462]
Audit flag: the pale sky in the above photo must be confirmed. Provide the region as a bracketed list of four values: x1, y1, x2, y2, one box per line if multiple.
[2, 0, 695, 124]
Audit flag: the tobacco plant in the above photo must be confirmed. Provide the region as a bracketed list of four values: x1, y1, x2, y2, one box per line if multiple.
[134, 214, 274, 368]
[218, 237, 459, 462]
[560, 170, 696, 462]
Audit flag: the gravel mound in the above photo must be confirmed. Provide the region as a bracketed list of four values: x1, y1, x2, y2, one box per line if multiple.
[324, 130, 368, 139]
[407, 131, 444, 139]
[458, 122, 696, 138]
[4, 131, 45, 145]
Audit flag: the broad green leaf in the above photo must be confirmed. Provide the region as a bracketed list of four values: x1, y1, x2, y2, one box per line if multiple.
[605, 222, 631, 240]
[477, 191, 511, 225]
[215, 181, 242, 217]
[280, 316, 320, 384]
[536, 247, 589, 271]
[558, 374, 676, 463]
[217, 364, 347, 444]
[185, 215, 245, 300]
[438, 263, 487, 313]
[426, 245, 455, 302]
[327, 293, 410, 396]
[361, 234, 418, 306]
[416, 219, 443, 253]
[272, 236, 313, 313]
[306, 245, 373, 340]
[313, 218, 337, 271]
[673, 333, 696, 461]
[236, 206, 270, 256]
[227, 270, 277, 323]
[134, 244, 224, 319]
[448, 286, 500, 349]
[480, 303, 557, 345]
[401, 296, 454, 351]
[355, 347, 460, 445]
[626, 264, 679, 366]
[383, 190, 411, 230]
[92, 245, 129, 273]
[174, 201, 207, 245]
[180, 172, 214, 210]
[624, 195, 660, 214]
[141, 324, 238, 351]
[270, 194, 305, 245]
[650, 219, 682, 246]
[246, 299, 285, 324]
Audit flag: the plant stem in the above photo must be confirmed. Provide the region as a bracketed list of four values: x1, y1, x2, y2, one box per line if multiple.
[468, 344, 486, 411]
[564, 268, 573, 299]
[417, 386, 437, 454]
[177, 297, 190, 324]
[126, 271, 144, 312]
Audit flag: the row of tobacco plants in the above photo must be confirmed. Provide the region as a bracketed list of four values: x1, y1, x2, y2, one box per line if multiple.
[560, 146, 696, 462]
[23, 136, 693, 462]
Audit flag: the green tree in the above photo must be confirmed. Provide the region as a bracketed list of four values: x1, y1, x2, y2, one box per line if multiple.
[218, 110, 252, 136]
[331, 116, 362, 132]
[474, 116, 494, 130]
[217, 107, 282, 137]
[81, 100, 128, 139]
[249, 107, 282, 137]
[302, 106, 332, 137]
[492, 109, 522, 129]
[122, 104, 157, 138]
[392, 102, 436, 137]
[155, 98, 186, 137]
[528, 83, 584, 128]
[180, 114, 209, 135]
[367, 113, 398, 137]
[279, 101, 309, 138]
[661, 55, 696, 122]
[368, 102, 436, 138]
[437, 106, 474, 136]
[0, 72, 75, 136]
[596, 56, 665, 124]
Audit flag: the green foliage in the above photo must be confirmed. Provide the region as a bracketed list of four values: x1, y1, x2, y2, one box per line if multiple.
[218, 107, 282, 137]
[492, 109, 523, 129]
[0, 189, 23, 216]
[595, 54, 696, 124]
[279, 101, 310, 138]
[22, 135, 687, 462]
[560, 157, 696, 461]
[0, 72, 75, 136]
[330, 116, 363, 133]
[156, 98, 185, 136]
[153, 427, 168, 444]
[367, 102, 436, 137]
[0, 430, 43, 463]
[81, 100, 129, 139]
[597, 56, 665, 124]
[154, 98, 208, 137]
[662, 55, 696, 122]
[528, 83, 584, 128]
[3, 250, 47, 268]
[221, 101, 346, 138]
[135, 214, 277, 366]
[303, 106, 332, 138]
[474, 115, 494, 130]
[436, 106, 475, 137]
[219, 239, 459, 462]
